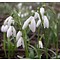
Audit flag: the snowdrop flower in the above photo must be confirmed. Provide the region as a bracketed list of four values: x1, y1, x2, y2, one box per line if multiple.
[36, 19, 41, 27]
[17, 37, 24, 48]
[7, 19, 14, 26]
[3, 16, 14, 27]
[34, 12, 40, 19]
[40, 7, 45, 16]
[1, 25, 9, 32]
[22, 16, 36, 32]
[17, 3, 22, 9]
[34, 12, 41, 27]
[7, 26, 16, 38]
[4, 16, 13, 25]
[16, 31, 22, 41]
[12, 26, 16, 37]
[43, 16, 49, 28]
[29, 17, 36, 32]
[22, 16, 33, 30]
[39, 41, 43, 48]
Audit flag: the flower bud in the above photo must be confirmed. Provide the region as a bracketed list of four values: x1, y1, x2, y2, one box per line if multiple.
[36, 19, 41, 27]
[43, 16, 49, 28]
[17, 37, 24, 48]
[16, 31, 22, 41]
[39, 41, 43, 48]
[40, 7, 45, 16]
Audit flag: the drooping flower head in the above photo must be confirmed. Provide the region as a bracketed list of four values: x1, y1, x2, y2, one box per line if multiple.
[39, 41, 43, 48]
[43, 16, 49, 28]
[4, 16, 14, 26]
[16, 31, 22, 41]
[40, 7, 45, 16]
[1, 25, 9, 32]
[7, 26, 16, 38]
[34, 12, 41, 27]
[17, 37, 24, 48]
[22, 16, 36, 32]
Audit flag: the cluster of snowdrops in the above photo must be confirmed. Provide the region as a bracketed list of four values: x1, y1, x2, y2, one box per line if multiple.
[1, 6, 58, 59]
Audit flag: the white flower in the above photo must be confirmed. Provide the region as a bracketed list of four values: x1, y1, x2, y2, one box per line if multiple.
[17, 3, 22, 9]
[7, 26, 16, 38]
[16, 31, 22, 41]
[22, 16, 33, 30]
[36, 19, 41, 27]
[29, 17, 36, 32]
[17, 37, 24, 48]
[12, 26, 16, 37]
[4, 16, 12, 25]
[39, 41, 43, 48]
[22, 16, 36, 32]
[34, 12, 41, 27]
[8, 19, 14, 26]
[43, 16, 49, 28]
[40, 7, 45, 16]
[1, 25, 9, 32]
[34, 12, 40, 19]
[4, 16, 14, 26]
[7, 26, 12, 38]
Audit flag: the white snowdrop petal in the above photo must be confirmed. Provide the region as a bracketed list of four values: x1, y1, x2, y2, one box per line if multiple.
[7, 26, 12, 38]
[4, 19, 8, 25]
[17, 38, 22, 47]
[22, 16, 33, 30]
[36, 19, 41, 27]
[40, 7, 45, 16]
[12, 26, 16, 37]
[4, 25, 9, 32]
[16, 31, 22, 41]
[4, 16, 13, 26]
[4, 16, 13, 25]
[29, 17, 36, 32]
[43, 16, 49, 28]
[21, 38, 25, 48]
[17, 37, 24, 48]
[8, 20, 14, 26]
[39, 41, 43, 48]
[1, 25, 5, 32]
[34, 12, 40, 19]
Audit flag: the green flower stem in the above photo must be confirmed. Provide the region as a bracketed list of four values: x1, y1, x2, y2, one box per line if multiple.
[56, 24, 58, 58]
[37, 28, 40, 58]
[44, 29, 49, 59]
[23, 30, 29, 58]
[37, 7, 44, 58]
[3, 32, 7, 58]
[56, 38, 58, 58]
[7, 38, 11, 58]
